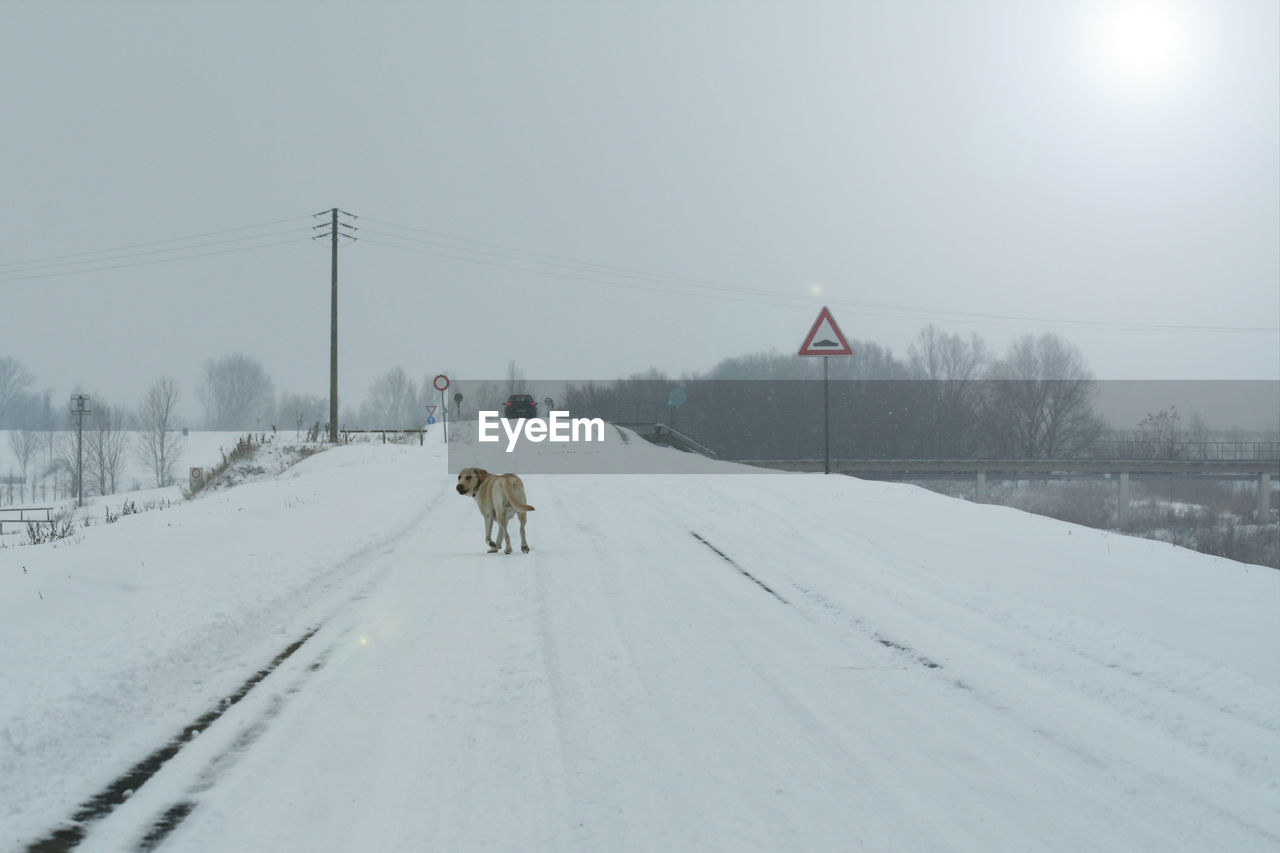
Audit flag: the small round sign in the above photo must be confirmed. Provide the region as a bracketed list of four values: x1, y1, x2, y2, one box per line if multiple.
[427, 416, 436, 425]
[433, 374, 450, 392]
[190, 467, 203, 480]
[454, 392, 463, 404]
[543, 397, 554, 409]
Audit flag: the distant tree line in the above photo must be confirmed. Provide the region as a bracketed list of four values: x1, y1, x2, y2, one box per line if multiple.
[558, 328, 1108, 460]
[1, 364, 187, 494]
[0, 328, 1153, 471]
[1, 353, 288, 495]
[2, 324, 1272, 499]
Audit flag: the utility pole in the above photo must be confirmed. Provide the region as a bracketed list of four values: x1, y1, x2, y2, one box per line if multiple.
[70, 394, 91, 507]
[313, 209, 357, 443]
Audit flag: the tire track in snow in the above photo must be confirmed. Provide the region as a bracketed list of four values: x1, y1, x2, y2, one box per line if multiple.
[25, 479, 452, 852]
[22, 627, 320, 853]
[672, 478, 1280, 847]
[691, 526, 944, 672]
[120, 487, 453, 850]
[689, 531, 790, 605]
[129, 634, 343, 851]
[644, 479, 947, 676]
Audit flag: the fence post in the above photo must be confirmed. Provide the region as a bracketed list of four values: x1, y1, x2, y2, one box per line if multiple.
[975, 470, 988, 503]
[1260, 472, 1272, 522]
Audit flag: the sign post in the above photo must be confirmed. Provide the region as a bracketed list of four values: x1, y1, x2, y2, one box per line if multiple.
[433, 375, 450, 443]
[667, 387, 686, 426]
[797, 306, 853, 474]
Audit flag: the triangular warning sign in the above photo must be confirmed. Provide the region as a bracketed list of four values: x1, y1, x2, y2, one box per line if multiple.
[426, 405, 437, 416]
[798, 306, 853, 356]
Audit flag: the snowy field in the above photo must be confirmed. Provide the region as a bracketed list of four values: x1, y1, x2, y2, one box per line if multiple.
[2, 429, 1278, 851]
[0, 430, 273, 510]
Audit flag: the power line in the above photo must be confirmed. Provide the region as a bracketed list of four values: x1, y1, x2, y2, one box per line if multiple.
[4, 210, 1275, 336]
[358, 226, 801, 300]
[0, 227, 316, 280]
[0, 215, 314, 271]
[360, 215, 739, 287]
[356, 234, 815, 311]
[357, 221, 1279, 335]
[0, 235, 315, 285]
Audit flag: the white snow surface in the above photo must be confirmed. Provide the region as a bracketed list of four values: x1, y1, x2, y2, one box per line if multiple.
[2, 432, 1278, 851]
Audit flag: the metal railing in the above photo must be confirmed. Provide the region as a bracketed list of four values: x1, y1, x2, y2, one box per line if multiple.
[339, 429, 427, 445]
[1089, 440, 1280, 461]
[0, 506, 56, 532]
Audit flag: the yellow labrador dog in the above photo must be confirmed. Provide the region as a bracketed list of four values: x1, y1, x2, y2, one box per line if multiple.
[455, 467, 535, 554]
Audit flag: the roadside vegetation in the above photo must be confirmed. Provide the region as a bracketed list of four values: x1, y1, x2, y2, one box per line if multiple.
[924, 478, 1278, 569]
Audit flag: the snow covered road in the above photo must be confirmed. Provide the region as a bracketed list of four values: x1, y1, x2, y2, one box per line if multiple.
[4, 437, 1278, 851]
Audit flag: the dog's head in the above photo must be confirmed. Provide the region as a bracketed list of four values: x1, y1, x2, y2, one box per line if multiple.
[455, 467, 490, 497]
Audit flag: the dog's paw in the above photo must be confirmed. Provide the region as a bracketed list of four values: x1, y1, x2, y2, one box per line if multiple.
[503, 548, 513, 555]
[486, 539, 497, 548]
[521, 545, 530, 553]
[487, 546, 499, 553]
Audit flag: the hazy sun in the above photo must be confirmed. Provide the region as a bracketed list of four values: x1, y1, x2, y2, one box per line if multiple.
[1086, 1, 1196, 98]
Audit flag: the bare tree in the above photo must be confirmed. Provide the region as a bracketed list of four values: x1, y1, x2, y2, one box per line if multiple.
[0, 357, 36, 427]
[200, 353, 275, 430]
[136, 377, 184, 487]
[87, 402, 131, 495]
[829, 342, 910, 380]
[981, 334, 1103, 458]
[361, 367, 420, 428]
[561, 380, 623, 419]
[504, 360, 526, 398]
[704, 350, 816, 380]
[427, 375, 491, 422]
[53, 428, 79, 500]
[7, 429, 40, 486]
[907, 325, 990, 456]
[279, 392, 328, 439]
[1129, 407, 1187, 459]
[908, 325, 988, 383]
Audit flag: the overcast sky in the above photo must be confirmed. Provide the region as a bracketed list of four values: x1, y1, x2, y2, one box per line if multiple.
[2, 0, 1276, 421]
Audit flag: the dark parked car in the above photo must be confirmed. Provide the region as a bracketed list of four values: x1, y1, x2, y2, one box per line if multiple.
[504, 394, 537, 419]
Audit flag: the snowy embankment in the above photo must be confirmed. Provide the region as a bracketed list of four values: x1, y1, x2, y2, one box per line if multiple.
[2, 441, 430, 846]
[2, 429, 1277, 851]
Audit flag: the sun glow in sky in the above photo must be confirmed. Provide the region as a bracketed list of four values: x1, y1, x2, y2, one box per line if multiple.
[0, 0, 1274, 403]
[1085, 1, 1201, 99]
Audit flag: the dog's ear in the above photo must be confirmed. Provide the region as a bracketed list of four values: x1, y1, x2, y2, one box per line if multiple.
[476, 468, 490, 481]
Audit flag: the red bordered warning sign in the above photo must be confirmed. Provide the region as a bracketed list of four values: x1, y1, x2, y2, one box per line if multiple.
[798, 306, 852, 356]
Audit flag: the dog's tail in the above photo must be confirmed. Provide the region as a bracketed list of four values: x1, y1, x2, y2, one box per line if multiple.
[501, 479, 535, 512]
